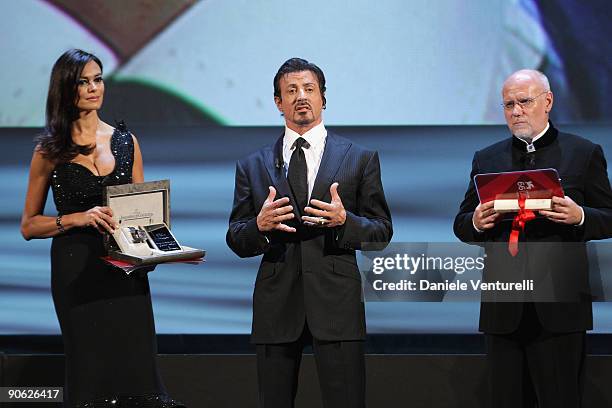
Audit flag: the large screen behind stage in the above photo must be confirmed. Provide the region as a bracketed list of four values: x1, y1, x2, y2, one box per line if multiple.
[1, 1, 612, 335]
[2, 125, 612, 335]
[1, 0, 611, 127]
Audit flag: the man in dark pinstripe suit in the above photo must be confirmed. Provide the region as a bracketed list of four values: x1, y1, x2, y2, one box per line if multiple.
[227, 58, 392, 408]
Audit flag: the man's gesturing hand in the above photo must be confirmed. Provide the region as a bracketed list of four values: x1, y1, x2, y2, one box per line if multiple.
[302, 182, 347, 228]
[257, 186, 296, 233]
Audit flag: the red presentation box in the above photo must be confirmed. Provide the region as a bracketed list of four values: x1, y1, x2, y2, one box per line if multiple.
[474, 168, 564, 213]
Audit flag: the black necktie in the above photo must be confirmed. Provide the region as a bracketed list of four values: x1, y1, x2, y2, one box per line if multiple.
[288, 137, 308, 214]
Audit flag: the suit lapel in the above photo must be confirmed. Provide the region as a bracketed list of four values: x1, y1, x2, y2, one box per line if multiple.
[263, 134, 301, 219]
[311, 132, 350, 202]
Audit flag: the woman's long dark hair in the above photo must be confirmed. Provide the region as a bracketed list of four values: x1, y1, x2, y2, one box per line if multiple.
[36, 49, 103, 162]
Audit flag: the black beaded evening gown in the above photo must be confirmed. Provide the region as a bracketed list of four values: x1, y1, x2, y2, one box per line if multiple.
[49, 124, 184, 408]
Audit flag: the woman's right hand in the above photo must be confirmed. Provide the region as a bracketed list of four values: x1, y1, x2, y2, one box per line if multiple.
[65, 206, 117, 234]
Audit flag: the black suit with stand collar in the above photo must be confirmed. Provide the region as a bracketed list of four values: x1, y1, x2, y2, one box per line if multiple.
[454, 122, 612, 407]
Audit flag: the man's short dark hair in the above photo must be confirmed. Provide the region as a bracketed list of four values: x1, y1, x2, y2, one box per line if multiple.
[273, 58, 326, 108]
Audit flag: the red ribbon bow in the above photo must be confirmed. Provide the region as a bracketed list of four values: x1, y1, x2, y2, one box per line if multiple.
[508, 192, 536, 256]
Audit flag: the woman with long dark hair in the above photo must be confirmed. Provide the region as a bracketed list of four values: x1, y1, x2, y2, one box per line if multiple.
[21, 49, 185, 407]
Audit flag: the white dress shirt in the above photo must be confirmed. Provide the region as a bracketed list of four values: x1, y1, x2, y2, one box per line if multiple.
[282, 122, 327, 201]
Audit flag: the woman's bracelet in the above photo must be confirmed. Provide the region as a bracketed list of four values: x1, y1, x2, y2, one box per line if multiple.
[56, 215, 65, 233]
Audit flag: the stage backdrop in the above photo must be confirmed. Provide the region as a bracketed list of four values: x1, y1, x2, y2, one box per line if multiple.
[1, 0, 611, 334]
[2, 0, 611, 127]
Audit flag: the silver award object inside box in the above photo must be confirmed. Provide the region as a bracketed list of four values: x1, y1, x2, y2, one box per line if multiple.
[104, 180, 205, 265]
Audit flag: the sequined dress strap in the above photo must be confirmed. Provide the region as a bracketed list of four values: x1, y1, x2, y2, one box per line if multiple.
[110, 121, 135, 184]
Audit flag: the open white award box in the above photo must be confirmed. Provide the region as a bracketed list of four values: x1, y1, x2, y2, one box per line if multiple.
[103, 180, 205, 266]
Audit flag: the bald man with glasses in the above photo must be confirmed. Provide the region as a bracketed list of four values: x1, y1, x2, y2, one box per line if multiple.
[454, 69, 612, 407]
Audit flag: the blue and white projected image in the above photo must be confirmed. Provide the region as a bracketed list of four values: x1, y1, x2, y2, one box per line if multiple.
[1, 0, 612, 335]
[2, 0, 611, 127]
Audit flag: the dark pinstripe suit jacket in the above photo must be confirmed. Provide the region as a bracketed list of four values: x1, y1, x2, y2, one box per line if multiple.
[227, 131, 393, 343]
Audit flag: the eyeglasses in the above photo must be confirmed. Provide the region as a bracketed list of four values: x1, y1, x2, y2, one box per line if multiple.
[501, 91, 548, 110]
